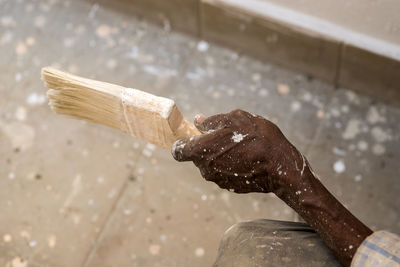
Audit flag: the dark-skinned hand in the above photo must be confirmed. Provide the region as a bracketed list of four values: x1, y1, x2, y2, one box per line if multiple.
[171, 109, 308, 194]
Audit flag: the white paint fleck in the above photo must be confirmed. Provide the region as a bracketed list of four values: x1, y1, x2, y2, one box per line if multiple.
[146, 143, 156, 151]
[197, 41, 209, 52]
[295, 191, 302, 195]
[63, 37, 75, 48]
[332, 147, 346, 156]
[371, 127, 391, 143]
[290, 101, 301, 112]
[252, 73, 261, 82]
[231, 132, 248, 143]
[330, 108, 340, 117]
[342, 119, 361, 139]
[234, 173, 238, 177]
[201, 194, 207, 201]
[258, 88, 268, 97]
[142, 149, 152, 157]
[366, 107, 386, 124]
[123, 209, 132, 215]
[8, 172, 15, 180]
[15, 73, 22, 82]
[144, 65, 178, 77]
[112, 141, 120, 148]
[106, 59, 117, 69]
[26, 93, 46, 105]
[357, 141, 368, 151]
[333, 160, 345, 174]
[186, 67, 206, 80]
[195, 247, 205, 257]
[354, 175, 362, 182]
[29, 240, 37, 247]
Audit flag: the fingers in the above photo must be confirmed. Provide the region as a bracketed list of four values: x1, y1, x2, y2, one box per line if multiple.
[173, 109, 254, 161]
[195, 113, 231, 132]
[194, 114, 207, 125]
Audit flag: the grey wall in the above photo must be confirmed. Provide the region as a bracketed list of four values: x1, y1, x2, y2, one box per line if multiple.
[264, 0, 400, 44]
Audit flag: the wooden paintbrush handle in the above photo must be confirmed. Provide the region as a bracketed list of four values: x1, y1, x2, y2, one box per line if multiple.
[174, 119, 202, 140]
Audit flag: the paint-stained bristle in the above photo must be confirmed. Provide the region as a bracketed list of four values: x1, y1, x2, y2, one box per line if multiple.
[42, 67, 127, 132]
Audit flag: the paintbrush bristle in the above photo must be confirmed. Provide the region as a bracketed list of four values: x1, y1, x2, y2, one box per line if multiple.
[41, 67, 201, 148]
[42, 67, 129, 133]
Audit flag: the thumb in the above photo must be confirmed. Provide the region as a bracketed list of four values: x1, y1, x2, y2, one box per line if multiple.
[171, 138, 194, 162]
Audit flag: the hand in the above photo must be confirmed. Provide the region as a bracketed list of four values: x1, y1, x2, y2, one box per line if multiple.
[172, 109, 374, 267]
[171, 109, 308, 194]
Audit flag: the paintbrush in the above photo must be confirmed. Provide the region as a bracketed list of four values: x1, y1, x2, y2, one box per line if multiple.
[41, 67, 201, 149]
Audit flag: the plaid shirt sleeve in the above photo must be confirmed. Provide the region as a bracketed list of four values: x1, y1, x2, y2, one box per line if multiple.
[351, 231, 400, 266]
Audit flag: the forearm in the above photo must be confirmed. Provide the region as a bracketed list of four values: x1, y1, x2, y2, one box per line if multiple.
[272, 167, 372, 266]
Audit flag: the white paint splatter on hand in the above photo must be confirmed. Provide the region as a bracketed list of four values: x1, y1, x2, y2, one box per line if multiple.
[231, 132, 248, 143]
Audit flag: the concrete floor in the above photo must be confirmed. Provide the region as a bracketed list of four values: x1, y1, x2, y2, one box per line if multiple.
[0, 0, 399, 266]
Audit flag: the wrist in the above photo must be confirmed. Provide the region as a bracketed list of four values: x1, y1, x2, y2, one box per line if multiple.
[271, 164, 372, 267]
